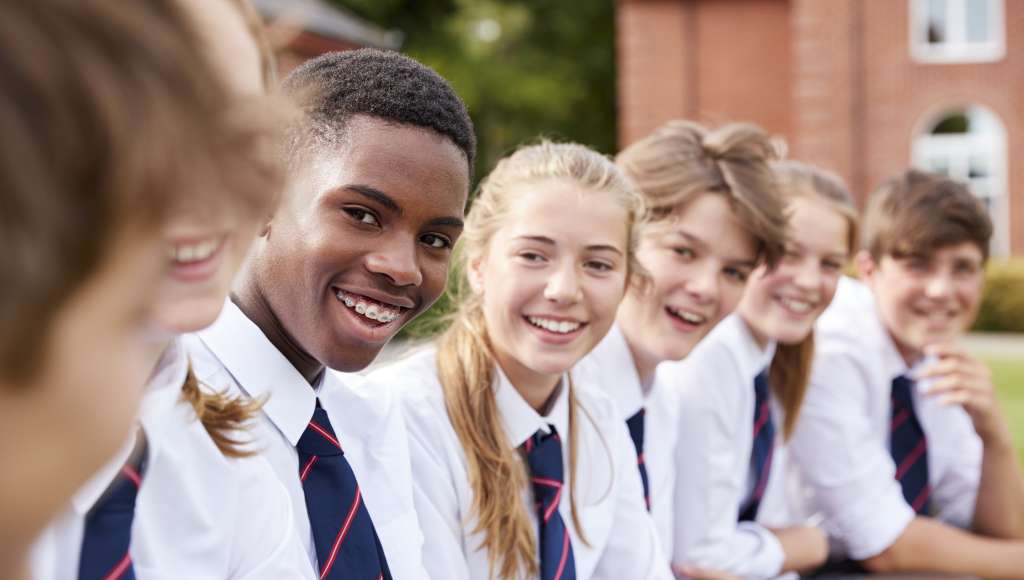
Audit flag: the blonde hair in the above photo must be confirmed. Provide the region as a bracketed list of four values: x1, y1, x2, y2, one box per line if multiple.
[437, 141, 644, 579]
[768, 161, 858, 439]
[615, 120, 787, 268]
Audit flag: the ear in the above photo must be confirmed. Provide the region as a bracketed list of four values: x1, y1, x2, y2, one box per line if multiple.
[467, 255, 485, 295]
[855, 249, 877, 282]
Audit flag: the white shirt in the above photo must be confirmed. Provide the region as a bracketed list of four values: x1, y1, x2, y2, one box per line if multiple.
[365, 347, 672, 580]
[31, 339, 312, 580]
[788, 277, 983, 560]
[184, 300, 426, 580]
[576, 324, 679, 555]
[656, 313, 789, 579]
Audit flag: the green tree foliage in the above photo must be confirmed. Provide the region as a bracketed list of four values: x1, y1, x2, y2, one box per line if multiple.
[336, 0, 618, 182]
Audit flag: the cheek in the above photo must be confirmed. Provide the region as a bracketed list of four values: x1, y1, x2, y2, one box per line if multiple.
[718, 282, 746, 318]
[588, 276, 629, 319]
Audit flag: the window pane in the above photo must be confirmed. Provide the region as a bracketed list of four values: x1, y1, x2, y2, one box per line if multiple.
[928, 155, 951, 175]
[927, 0, 948, 43]
[932, 112, 970, 134]
[968, 154, 990, 178]
[966, 0, 991, 43]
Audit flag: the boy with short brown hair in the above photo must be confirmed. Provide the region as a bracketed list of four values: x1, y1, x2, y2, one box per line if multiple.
[791, 169, 1024, 577]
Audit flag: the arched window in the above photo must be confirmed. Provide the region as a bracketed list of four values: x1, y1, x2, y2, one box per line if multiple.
[912, 105, 1009, 255]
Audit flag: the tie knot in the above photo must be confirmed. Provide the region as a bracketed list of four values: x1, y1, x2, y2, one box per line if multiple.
[892, 374, 916, 405]
[626, 408, 645, 450]
[298, 405, 344, 457]
[523, 425, 564, 497]
[754, 370, 771, 400]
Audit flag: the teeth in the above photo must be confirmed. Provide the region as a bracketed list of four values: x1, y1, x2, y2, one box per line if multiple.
[171, 239, 218, 264]
[527, 316, 581, 334]
[780, 297, 812, 314]
[335, 290, 400, 323]
[668, 307, 705, 325]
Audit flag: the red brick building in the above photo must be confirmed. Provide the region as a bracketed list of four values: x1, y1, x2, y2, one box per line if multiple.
[252, 0, 401, 77]
[617, 0, 1021, 255]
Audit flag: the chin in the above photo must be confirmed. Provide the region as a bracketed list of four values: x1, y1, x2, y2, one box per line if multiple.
[322, 344, 385, 373]
[155, 299, 226, 335]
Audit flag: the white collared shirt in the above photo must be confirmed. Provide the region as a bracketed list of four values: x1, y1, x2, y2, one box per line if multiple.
[575, 323, 679, 555]
[365, 347, 672, 580]
[184, 301, 425, 580]
[31, 339, 312, 580]
[656, 313, 788, 579]
[787, 277, 982, 560]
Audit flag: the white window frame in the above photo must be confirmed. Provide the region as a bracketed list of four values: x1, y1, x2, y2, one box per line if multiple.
[912, 105, 1010, 256]
[909, 0, 1005, 63]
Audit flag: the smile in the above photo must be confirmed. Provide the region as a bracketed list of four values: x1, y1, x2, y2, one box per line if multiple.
[777, 295, 815, 315]
[666, 305, 706, 325]
[167, 237, 222, 265]
[526, 316, 583, 334]
[334, 289, 403, 324]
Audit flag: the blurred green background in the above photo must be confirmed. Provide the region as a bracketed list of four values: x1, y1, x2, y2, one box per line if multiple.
[335, 0, 618, 181]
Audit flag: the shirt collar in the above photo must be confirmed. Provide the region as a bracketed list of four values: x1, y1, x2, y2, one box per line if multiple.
[728, 314, 777, 376]
[494, 364, 570, 449]
[195, 300, 316, 445]
[145, 338, 189, 396]
[587, 323, 645, 415]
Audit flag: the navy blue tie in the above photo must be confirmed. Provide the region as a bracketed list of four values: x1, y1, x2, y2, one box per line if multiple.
[890, 374, 932, 514]
[297, 402, 391, 580]
[79, 432, 148, 580]
[522, 426, 576, 580]
[739, 371, 775, 522]
[625, 408, 651, 510]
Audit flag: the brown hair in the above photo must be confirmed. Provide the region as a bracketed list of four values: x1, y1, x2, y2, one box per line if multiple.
[862, 169, 993, 262]
[0, 0, 281, 384]
[615, 120, 788, 268]
[176, 0, 283, 457]
[437, 141, 644, 579]
[767, 161, 859, 439]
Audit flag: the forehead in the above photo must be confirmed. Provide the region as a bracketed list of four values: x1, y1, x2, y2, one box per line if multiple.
[649, 193, 757, 259]
[787, 197, 850, 253]
[498, 179, 629, 245]
[303, 115, 470, 215]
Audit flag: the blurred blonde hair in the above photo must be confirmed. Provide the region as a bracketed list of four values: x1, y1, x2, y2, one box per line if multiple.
[437, 141, 644, 579]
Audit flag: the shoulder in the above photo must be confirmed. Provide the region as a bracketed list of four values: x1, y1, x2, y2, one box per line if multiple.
[364, 347, 453, 441]
[570, 369, 625, 429]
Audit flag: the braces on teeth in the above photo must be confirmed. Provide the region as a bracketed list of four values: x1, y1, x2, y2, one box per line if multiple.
[338, 291, 399, 323]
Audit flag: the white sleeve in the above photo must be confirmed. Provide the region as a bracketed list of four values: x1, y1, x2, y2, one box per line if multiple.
[592, 419, 674, 580]
[231, 463, 317, 579]
[670, 358, 784, 579]
[926, 403, 982, 529]
[401, 399, 473, 580]
[788, 346, 914, 560]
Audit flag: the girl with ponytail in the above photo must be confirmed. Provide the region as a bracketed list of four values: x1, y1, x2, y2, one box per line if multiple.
[576, 120, 789, 575]
[665, 160, 859, 578]
[30, 0, 312, 577]
[365, 141, 672, 579]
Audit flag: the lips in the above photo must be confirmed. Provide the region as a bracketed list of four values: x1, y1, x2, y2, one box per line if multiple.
[526, 315, 584, 334]
[665, 304, 707, 328]
[165, 236, 225, 283]
[333, 288, 409, 325]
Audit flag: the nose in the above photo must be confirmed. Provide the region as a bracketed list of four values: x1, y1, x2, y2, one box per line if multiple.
[544, 260, 582, 304]
[365, 234, 423, 287]
[685, 261, 720, 306]
[924, 270, 954, 300]
[792, 258, 822, 291]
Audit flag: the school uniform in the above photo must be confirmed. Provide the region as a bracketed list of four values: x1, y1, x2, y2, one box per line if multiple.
[184, 300, 425, 580]
[787, 276, 982, 561]
[656, 313, 798, 579]
[575, 323, 680, 554]
[31, 339, 312, 580]
[365, 347, 672, 580]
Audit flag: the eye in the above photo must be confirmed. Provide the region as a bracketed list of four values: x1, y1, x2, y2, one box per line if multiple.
[674, 247, 696, 260]
[723, 267, 749, 283]
[953, 261, 979, 276]
[420, 233, 452, 250]
[343, 207, 379, 227]
[584, 259, 614, 273]
[822, 259, 843, 272]
[518, 251, 546, 263]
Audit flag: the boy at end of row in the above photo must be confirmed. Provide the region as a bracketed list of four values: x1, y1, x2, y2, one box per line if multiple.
[790, 169, 1024, 578]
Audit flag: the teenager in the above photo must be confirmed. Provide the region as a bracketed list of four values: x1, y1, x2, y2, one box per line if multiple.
[665, 161, 858, 578]
[0, 0, 280, 576]
[790, 170, 1024, 577]
[28, 0, 316, 578]
[363, 140, 671, 579]
[185, 48, 476, 579]
[575, 120, 788, 570]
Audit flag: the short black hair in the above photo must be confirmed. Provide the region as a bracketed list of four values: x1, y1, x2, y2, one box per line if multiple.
[282, 48, 475, 172]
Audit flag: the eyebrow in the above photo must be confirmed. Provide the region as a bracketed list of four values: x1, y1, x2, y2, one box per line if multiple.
[427, 216, 465, 229]
[514, 235, 624, 255]
[345, 184, 399, 213]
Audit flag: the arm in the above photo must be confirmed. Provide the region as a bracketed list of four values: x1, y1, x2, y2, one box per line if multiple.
[771, 526, 828, 574]
[919, 343, 1024, 539]
[861, 516, 1024, 578]
[670, 356, 786, 579]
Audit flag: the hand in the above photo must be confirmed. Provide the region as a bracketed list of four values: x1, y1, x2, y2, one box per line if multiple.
[672, 564, 741, 580]
[916, 343, 1008, 442]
